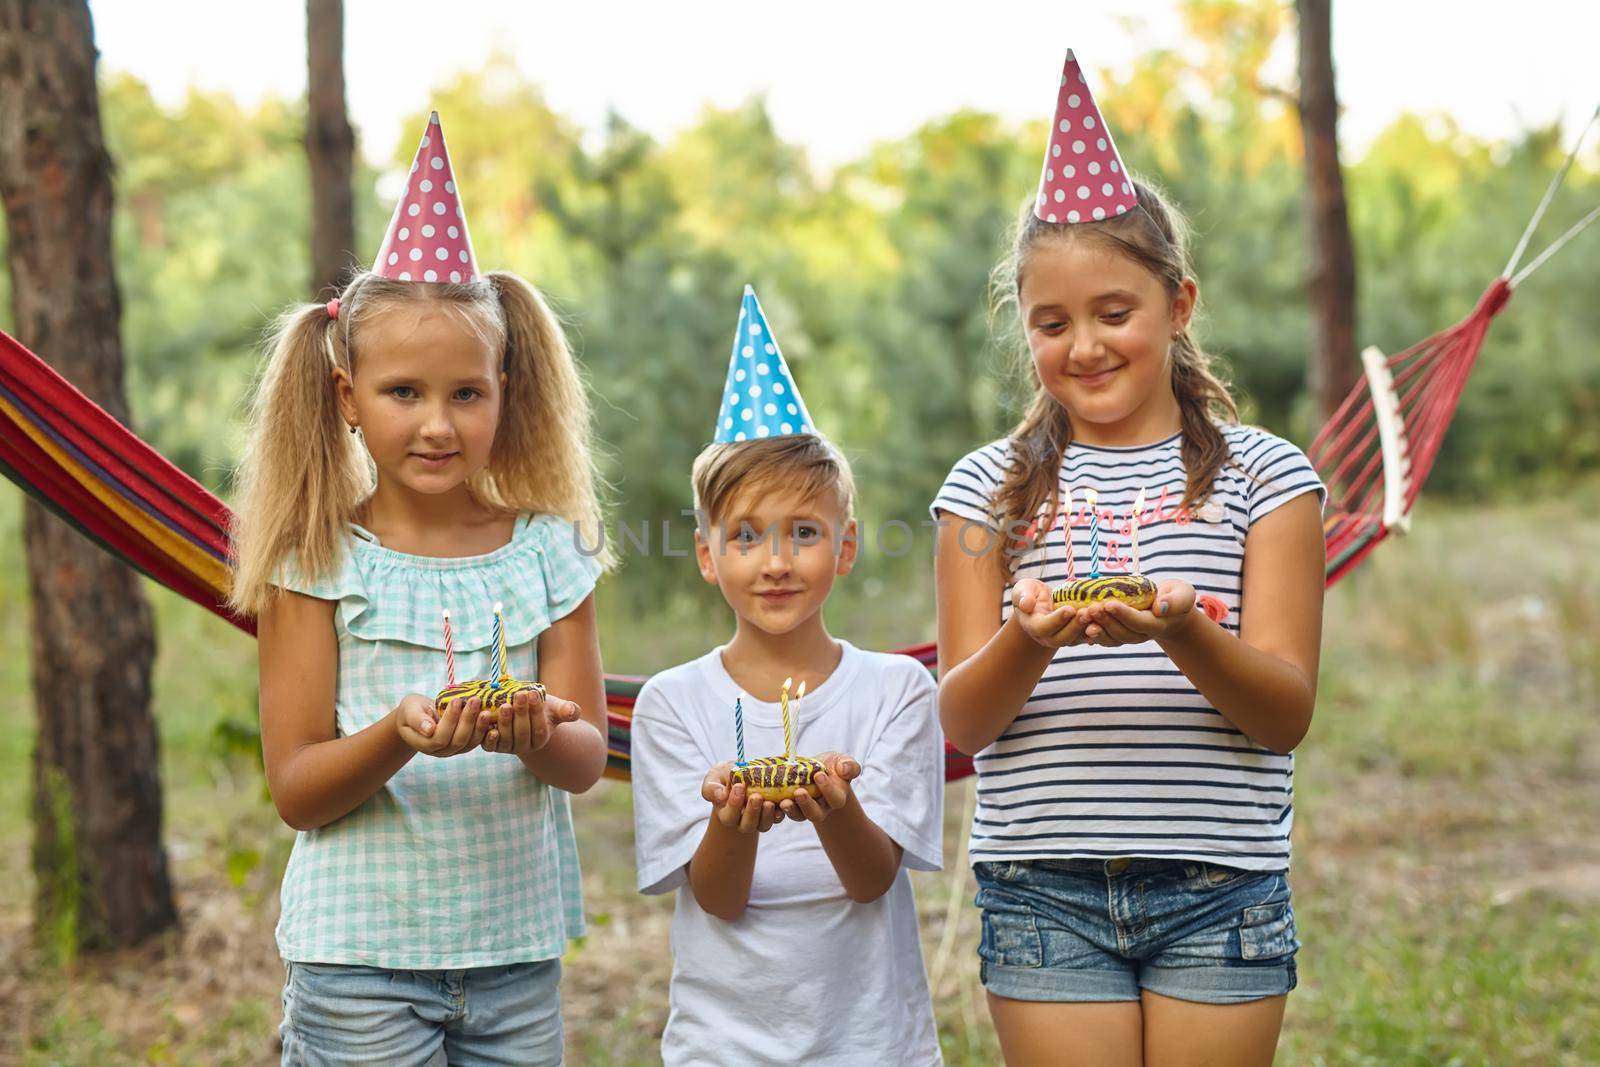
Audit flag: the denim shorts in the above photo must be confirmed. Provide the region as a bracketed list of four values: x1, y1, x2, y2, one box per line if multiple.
[974, 857, 1298, 1005]
[279, 958, 564, 1066]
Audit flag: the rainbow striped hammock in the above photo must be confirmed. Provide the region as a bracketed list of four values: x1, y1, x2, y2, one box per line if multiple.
[1, 131, 1594, 783]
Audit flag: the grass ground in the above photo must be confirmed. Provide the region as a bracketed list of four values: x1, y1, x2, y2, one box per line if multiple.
[0, 485, 1596, 1065]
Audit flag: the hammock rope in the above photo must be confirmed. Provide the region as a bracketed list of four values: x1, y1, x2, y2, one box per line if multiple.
[2, 115, 1594, 782]
[1511, 202, 1600, 287]
[1503, 104, 1598, 279]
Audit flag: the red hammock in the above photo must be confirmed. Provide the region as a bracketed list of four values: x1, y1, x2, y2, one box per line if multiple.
[1312, 107, 1600, 582]
[1312, 278, 1510, 585]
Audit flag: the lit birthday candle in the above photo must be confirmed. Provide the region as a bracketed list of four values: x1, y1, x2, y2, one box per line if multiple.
[489, 601, 505, 687]
[1084, 488, 1101, 576]
[792, 682, 807, 763]
[1130, 487, 1146, 573]
[780, 676, 794, 761]
[442, 609, 457, 687]
[734, 691, 747, 767]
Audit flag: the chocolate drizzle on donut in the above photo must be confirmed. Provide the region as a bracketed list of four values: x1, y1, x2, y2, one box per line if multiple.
[1052, 574, 1158, 609]
[731, 756, 823, 791]
[435, 677, 546, 713]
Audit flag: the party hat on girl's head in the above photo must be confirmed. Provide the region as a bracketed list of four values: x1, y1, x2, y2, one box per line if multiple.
[372, 111, 479, 283]
[1035, 50, 1138, 224]
[712, 286, 816, 444]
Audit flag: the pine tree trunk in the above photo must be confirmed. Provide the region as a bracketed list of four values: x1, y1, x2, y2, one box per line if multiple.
[307, 0, 357, 295]
[1296, 0, 1360, 425]
[0, 0, 177, 950]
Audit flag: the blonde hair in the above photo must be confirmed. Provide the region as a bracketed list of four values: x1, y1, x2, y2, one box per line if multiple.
[691, 434, 855, 530]
[988, 178, 1238, 577]
[228, 271, 606, 615]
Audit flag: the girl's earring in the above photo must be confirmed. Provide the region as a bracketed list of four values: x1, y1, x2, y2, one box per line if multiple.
[349, 424, 359, 435]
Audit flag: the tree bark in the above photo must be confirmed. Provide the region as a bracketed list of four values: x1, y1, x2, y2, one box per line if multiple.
[0, 0, 177, 950]
[307, 0, 356, 295]
[1296, 0, 1360, 424]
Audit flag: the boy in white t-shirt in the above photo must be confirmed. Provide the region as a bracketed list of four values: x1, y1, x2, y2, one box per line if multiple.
[631, 287, 944, 1067]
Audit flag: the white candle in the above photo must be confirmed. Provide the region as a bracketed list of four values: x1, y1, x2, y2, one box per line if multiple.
[1131, 487, 1146, 574]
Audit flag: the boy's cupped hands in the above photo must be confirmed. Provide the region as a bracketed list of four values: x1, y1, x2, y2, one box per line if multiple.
[778, 752, 860, 825]
[701, 763, 782, 834]
[700, 751, 862, 833]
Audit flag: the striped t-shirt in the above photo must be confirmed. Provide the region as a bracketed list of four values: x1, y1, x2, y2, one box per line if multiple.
[930, 425, 1324, 871]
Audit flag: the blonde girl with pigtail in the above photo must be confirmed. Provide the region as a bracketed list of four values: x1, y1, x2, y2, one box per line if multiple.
[933, 55, 1326, 1066]
[230, 114, 607, 1067]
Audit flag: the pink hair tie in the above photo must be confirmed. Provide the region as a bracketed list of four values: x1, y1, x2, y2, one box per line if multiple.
[326, 297, 341, 321]
[1196, 594, 1230, 623]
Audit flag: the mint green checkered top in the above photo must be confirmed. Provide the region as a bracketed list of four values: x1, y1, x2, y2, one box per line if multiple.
[274, 513, 602, 969]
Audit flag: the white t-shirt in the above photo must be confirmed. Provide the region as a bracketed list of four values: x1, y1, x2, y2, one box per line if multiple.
[632, 640, 944, 1067]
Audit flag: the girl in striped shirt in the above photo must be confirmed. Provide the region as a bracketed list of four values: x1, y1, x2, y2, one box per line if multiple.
[932, 174, 1325, 1066]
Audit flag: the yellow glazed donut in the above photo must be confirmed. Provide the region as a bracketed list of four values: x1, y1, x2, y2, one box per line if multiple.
[1052, 574, 1158, 611]
[434, 677, 546, 715]
[730, 755, 825, 802]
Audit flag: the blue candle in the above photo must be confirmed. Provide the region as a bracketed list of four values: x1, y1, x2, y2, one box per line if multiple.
[734, 691, 747, 766]
[489, 601, 504, 687]
[1085, 488, 1101, 576]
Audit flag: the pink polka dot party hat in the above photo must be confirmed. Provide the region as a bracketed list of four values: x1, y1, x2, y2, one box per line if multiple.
[373, 111, 479, 283]
[1034, 50, 1138, 224]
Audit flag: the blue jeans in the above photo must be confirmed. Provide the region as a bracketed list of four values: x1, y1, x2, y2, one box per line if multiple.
[279, 959, 563, 1066]
[974, 858, 1298, 1005]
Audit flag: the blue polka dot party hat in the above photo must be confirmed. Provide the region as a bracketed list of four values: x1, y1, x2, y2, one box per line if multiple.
[712, 286, 816, 444]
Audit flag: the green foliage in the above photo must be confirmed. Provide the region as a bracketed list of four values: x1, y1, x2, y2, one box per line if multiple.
[35, 767, 80, 966]
[224, 847, 262, 889]
[1284, 893, 1600, 1065]
[15, 15, 1587, 551]
[32, 7, 1590, 540]
[848, 110, 1039, 515]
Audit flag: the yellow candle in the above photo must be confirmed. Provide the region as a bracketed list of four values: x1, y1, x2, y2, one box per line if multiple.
[780, 676, 793, 761]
